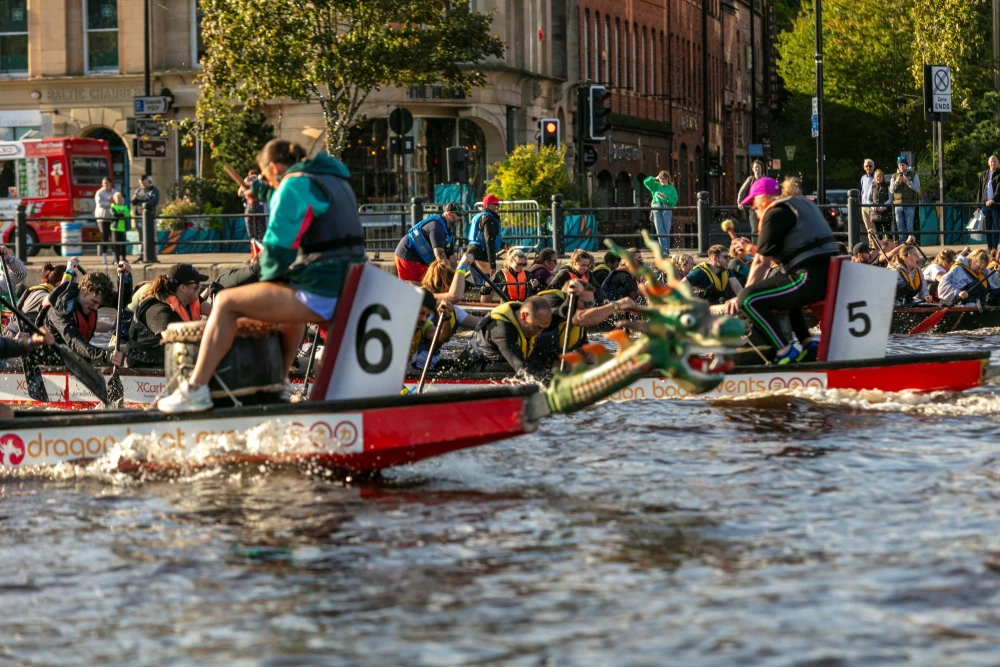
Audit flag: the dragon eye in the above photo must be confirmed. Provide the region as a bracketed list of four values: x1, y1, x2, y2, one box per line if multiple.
[679, 314, 697, 327]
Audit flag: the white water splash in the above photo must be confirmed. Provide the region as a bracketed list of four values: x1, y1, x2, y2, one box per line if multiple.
[722, 385, 1000, 417]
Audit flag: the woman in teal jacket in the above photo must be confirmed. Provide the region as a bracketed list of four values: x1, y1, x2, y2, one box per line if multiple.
[643, 171, 678, 253]
[158, 139, 367, 412]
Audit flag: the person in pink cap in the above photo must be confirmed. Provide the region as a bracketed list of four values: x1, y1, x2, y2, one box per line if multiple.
[724, 177, 839, 364]
[467, 193, 505, 277]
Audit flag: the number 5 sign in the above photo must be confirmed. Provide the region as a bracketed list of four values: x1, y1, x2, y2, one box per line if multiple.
[312, 264, 423, 401]
[822, 259, 896, 362]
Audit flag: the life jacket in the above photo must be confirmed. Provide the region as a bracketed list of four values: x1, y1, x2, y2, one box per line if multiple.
[536, 289, 584, 350]
[73, 307, 97, 342]
[467, 209, 503, 252]
[164, 295, 200, 322]
[488, 302, 533, 358]
[895, 265, 923, 300]
[502, 268, 528, 301]
[771, 197, 839, 271]
[410, 318, 433, 357]
[603, 266, 638, 300]
[406, 214, 454, 265]
[954, 262, 988, 291]
[283, 172, 366, 270]
[692, 262, 729, 295]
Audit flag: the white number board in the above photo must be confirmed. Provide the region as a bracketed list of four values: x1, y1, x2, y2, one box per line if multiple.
[325, 264, 423, 401]
[825, 261, 896, 361]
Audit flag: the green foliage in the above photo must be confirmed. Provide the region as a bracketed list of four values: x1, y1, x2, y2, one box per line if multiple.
[774, 0, 994, 193]
[942, 92, 1000, 201]
[169, 176, 243, 216]
[158, 197, 200, 231]
[485, 145, 572, 205]
[196, 0, 504, 156]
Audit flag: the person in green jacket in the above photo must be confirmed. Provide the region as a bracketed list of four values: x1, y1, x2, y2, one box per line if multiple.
[109, 192, 129, 263]
[158, 139, 367, 412]
[643, 170, 678, 254]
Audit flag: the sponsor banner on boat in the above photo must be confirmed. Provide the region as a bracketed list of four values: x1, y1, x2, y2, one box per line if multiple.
[605, 372, 828, 401]
[0, 372, 69, 403]
[68, 374, 167, 405]
[0, 412, 364, 469]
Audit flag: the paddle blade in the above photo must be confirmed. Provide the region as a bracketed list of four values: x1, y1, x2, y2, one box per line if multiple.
[106, 368, 124, 408]
[21, 349, 49, 402]
[908, 308, 948, 335]
[55, 343, 108, 404]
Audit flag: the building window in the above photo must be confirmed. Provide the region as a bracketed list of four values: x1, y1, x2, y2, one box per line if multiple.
[84, 0, 118, 73]
[582, 9, 589, 81]
[604, 16, 610, 84]
[191, 0, 205, 68]
[0, 0, 28, 75]
[592, 12, 599, 82]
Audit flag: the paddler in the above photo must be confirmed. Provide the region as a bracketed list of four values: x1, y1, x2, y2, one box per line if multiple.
[127, 264, 211, 367]
[467, 194, 504, 275]
[44, 262, 131, 366]
[891, 244, 932, 306]
[481, 248, 534, 303]
[460, 296, 552, 373]
[682, 245, 741, 304]
[549, 250, 606, 301]
[725, 176, 838, 364]
[922, 248, 956, 300]
[603, 248, 642, 301]
[158, 139, 366, 412]
[530, 281, 637, 369]
[394, 202, 462, 283]
[937, 249, 1000, 305]
[591, 252, 619, 286]
[3, 261, 66, 337]
[409, 289, 449, 367]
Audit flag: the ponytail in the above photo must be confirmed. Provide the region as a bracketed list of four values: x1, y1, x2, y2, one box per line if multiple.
[150, 274, 173, 302]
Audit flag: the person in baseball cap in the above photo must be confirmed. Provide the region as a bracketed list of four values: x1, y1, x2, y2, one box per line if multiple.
[851, 242, 872, 263]
[394, 201, 462, 283]
[468, 193, 505, 275]
[126, 263, 209, 368]
[728, 176, 839, 366]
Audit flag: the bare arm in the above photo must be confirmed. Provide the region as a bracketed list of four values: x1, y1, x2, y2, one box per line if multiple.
[745, 253, 771, 287]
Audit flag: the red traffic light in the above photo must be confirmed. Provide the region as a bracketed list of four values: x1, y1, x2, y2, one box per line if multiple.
[545, 121, 557, 134]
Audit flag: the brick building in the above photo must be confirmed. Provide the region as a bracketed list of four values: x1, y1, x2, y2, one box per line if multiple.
[574, 0, 770, 225]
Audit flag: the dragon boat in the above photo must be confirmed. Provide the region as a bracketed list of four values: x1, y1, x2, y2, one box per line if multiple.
[0, 257, 746, 473]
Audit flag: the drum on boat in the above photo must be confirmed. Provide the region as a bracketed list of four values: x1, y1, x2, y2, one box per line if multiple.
[162, 318, 286, 405]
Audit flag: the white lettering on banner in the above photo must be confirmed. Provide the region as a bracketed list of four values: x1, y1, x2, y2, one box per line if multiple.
[403, 373, 829, 400]
[0, 413, 364, 468]
[825, 262, 895, 362]
[326, 264, 422, 401]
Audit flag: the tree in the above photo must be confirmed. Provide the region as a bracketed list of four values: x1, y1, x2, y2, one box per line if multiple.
[486, 145, 572, 205]
[196, 0, 504, 157]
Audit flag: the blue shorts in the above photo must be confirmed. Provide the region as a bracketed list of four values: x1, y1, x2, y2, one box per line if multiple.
[295, 289, 338, 321]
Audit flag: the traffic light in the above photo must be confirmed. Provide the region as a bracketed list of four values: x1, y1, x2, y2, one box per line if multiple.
[540, 118, 560, 148]
[588, 85, 611, 141]
[446, 146, 468, 183]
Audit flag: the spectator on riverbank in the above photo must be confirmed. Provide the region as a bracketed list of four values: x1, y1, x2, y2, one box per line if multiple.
[643, 171, 678, 254]
[738, 161, 765, 229]
[889, 157, 920, 242]
[870, 169, 892, 239]
[978, 155, 1000, 252]
[861, 159, 875, 231]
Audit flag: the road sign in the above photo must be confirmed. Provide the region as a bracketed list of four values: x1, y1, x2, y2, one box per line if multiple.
[135, 119, 167, 137]
[771, 158, 782, 170]
[389, 135, 414, 156]
[136, 138, 168, 159]
[761, 137, 771, 150]
[583, 145, 598, 168]
[811, 115, 819, 138]
[748, 143, 763, 157]
[785, 145, 796, 160]
[388, 108, 413, 135]
[133, 96, 171, 115]
[811, 97, 818, 115]
[931, 65, 952, 113]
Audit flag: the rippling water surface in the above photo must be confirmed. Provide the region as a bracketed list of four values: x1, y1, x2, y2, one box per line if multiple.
[5, 331, 1000, 665]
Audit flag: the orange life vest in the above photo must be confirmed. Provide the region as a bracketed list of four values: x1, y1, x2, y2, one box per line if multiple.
[164, 295, 201, 322]
[503, 269, 528, 301]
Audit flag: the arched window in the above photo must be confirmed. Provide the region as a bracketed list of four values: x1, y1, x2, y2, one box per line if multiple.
[605, 15, 611, 84]
[632, 23, 638, 93]
[583, 9, 589, 81]
[623, 21, 629, 90]
[594, 12, 600, 82]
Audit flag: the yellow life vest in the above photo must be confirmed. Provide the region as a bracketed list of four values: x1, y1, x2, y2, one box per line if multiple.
[489, 301, 534, 358]
[897, 266, 922, 292]
[536, 289, 584, 350]
[693, 262, 728, 293]
[954, 262, 988, 290]
[409, 317, 433, 357]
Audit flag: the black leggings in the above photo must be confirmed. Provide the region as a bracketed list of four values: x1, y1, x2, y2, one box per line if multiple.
[737, 259, 831, 349]
[98, 219, 112, 256]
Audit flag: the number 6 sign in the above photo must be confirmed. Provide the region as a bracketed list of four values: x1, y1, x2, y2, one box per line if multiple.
[823, 259, 896, 362]
[312, 264, 423, 401]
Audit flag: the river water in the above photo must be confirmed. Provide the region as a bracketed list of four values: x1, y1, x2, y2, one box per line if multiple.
[4, 331, 1000, 665]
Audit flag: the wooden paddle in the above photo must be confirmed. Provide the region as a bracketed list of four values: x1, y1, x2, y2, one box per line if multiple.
[0, 252, 47, 401]
[222, 163, 244, 187]
[104, 270, 126, 407]
[469, 263, 510, 303]
[908, 307, 950, 335]
[301, 325, 322, 399]
[0, 293, 108, 404]
[558, 292, 577, 372]
[415, 310, 447, 394]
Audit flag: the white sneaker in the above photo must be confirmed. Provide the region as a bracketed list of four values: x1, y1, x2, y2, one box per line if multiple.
[158, 379, 212, 413]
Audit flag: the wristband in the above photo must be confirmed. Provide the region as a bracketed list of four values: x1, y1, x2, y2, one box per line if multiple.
[64, 270, 75, 280]
[457, 265, 470, 273]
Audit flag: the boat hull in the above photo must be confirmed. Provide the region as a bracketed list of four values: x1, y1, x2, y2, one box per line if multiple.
[890, 306, 1000, 334]
[0, 385, 538, 473]
[404, 351, 991, 401]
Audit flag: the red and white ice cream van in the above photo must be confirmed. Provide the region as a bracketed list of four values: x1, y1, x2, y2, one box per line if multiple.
[0, 138, 113, 253]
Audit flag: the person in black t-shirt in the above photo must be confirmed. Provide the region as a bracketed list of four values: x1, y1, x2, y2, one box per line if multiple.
[726, 177, 839, 364]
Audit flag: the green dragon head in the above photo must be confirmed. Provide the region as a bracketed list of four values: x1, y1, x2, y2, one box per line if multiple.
[543, 232, 746, 415]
